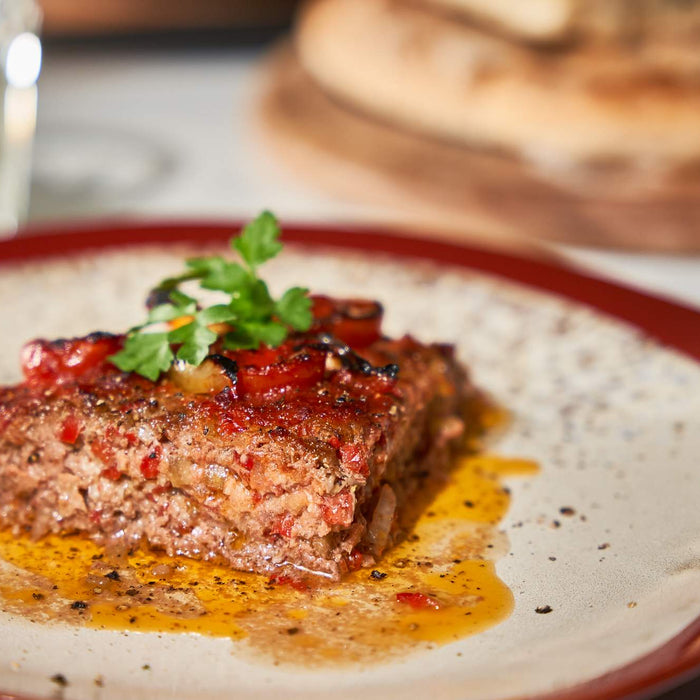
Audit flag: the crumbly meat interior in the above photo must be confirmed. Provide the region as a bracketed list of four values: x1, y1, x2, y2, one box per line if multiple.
[0, 337, 470, 580]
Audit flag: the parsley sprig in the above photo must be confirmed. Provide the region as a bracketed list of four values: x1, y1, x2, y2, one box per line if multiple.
[109, 211, 312, 381]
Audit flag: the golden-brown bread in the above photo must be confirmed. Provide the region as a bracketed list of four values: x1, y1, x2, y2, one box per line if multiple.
[296, 0, 700, 168]
[257, 44, 700, 251]
[417, 0, 700, 45]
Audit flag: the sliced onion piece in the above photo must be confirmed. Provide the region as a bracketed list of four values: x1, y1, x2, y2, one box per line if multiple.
[367, 484, 397, 556]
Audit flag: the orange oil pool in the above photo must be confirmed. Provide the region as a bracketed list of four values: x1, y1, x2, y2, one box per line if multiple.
[0, 454, 537, 665]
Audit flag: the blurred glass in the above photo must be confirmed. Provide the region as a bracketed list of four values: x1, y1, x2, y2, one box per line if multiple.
[0, 0, 41, 237]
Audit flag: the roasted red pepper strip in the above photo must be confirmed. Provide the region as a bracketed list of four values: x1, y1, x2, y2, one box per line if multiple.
[235, 347, 326, 397]
[311, 295, 383, 349]
[22, 334, 123, 386]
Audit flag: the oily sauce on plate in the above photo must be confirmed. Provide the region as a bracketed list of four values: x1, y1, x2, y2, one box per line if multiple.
[0, 452, 536, 665]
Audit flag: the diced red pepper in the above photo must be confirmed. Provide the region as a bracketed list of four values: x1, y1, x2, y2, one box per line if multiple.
[139, 445, 162, 479]
[339, 444, 369, 476]
[328, 435, 341, 449]
[396, 592, 442, 610]
[320, 488, 354, 527]
[239, 453, 255, 471]
[268, 574, 309, 592]
[91, 437, 115, 466]
[346, 549, 364, 572]
[269, 513, 295, 538]
[58, 415, 82, 445]
[101, 466, 122, 481]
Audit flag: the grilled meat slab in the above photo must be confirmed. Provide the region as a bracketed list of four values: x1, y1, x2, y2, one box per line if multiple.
[0, 298, 471, 579]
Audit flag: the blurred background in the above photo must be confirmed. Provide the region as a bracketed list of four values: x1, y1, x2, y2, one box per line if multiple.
[0, 1, 699, 697]
[0, 0, 696, 308]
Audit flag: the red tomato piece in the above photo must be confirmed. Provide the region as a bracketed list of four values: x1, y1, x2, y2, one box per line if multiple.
[396, 592, 442, 610]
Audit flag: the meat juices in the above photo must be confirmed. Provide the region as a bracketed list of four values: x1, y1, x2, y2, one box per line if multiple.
[0, 298, 472, 580]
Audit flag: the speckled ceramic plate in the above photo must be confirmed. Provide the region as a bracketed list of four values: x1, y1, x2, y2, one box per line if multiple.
[1, 223, 699, 700]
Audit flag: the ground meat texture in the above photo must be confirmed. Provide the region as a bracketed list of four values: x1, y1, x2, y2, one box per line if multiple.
[0, 326, 472, 580]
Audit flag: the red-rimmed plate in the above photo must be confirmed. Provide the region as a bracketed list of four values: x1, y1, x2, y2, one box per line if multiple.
[1, 221, 699, 700]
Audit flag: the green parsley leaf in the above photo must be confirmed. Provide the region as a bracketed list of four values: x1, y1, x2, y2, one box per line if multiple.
[276, 287, 312, 331]
[147, 300, 196, 324]
[107, 212, 313, 381]
[195, 304, 238, 326]
[168, 289, 198, 308]
[222, 326, 257, 350]
[169, 321, 218, 367]
[241, 320, 287, 348]
[110, 333, 174, 382]
[233, 211, 282, 271]
[187, 256, 250, 294]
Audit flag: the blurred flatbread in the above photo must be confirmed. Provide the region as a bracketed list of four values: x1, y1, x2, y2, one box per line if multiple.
[419, 0, 700, 45]
[257, 43, 700, 251]
[296, 0, 700, 168]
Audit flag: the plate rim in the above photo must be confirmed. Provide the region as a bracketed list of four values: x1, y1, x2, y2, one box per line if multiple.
[1, 218, 699, 700]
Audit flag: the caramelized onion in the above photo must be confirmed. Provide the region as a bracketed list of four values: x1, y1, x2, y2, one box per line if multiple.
[167, 358, 233, 394]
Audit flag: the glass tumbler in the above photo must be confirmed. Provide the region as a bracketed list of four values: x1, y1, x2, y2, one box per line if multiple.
[0, 0, 41, 236]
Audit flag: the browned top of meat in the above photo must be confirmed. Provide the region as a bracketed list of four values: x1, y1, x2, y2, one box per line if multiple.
[1, 296, 465, 536]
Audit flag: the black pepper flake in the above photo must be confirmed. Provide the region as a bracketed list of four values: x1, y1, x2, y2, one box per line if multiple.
[286, 627, 300, 635]
[535, 605, 553, 614]
[370, 570, 387, 580]
[559, 507, 575, 516]
[27, 451, 40, 464]
[552, 520, 561, 529]
[51, 674, 68, 687]
[142, 664, 151, 671]
[32, 592, 45, 600]
[598, 543, 610, 550]
[105, 570, 120, 581]
[548, 556, 557, 561]
[129, 616, 137, 624]
[125, 588, 139, 596]
[463, 500, 474, 508]
[71, 601, 88, 610]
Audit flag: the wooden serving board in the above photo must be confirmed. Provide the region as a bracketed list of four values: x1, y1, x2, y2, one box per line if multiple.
[256, 43, 700, 252]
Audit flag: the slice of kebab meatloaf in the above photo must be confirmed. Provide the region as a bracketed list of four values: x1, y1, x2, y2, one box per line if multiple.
[0, 297, 472, 580]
